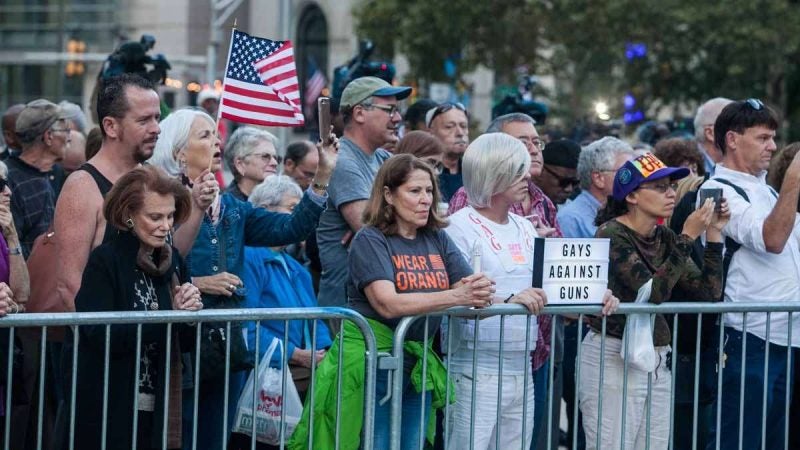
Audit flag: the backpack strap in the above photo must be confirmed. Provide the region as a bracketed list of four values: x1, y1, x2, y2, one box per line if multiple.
[709, 177, 752, 300]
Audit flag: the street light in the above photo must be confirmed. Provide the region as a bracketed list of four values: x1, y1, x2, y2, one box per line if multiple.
[595, 101, 610, 121]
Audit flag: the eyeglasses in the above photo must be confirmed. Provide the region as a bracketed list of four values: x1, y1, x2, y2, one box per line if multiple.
[639, 182, 678, 194]
[361, 103, 400, 117]
[518, 136, 545, 150]
[426, 102, 467, 126]
[744, 98, 764, 111]
[542, 165, 580, 188]
[251, 152, 283, 164]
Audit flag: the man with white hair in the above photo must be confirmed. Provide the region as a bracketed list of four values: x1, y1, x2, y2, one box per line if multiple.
[558, 136, 635, 239]
[693, 97, 733, 176]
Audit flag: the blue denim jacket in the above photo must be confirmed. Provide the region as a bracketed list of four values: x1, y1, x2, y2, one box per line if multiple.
[186, 191, 325, 308]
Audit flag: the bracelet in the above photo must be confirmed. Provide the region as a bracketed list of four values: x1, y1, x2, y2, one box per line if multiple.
[311, 179, 329, 191]
[8, 302, 19, 314]
[7, 247, 21, 256]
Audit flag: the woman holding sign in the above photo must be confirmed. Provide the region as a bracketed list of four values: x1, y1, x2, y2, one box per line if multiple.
[444, 133, 618, 450]
[579, 152, 729, 450]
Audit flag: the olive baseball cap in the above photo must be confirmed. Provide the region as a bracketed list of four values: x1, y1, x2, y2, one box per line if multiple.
[339, 76, 412, 109]
[15, 99, 66, 144]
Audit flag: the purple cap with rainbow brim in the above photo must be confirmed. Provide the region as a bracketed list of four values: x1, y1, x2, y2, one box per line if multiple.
[612, 153, 690, 201]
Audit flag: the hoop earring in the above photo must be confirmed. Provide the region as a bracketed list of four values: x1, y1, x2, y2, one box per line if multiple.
[126, 218, 134, 229]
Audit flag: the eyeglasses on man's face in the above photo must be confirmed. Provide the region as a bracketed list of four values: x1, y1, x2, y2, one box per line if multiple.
[518, 136, 545, 150]
[542, 165, 580, 188]
[360, 103, 401, 117]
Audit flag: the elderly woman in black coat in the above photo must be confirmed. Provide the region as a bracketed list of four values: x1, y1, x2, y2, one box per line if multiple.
[73, 166, 203, 449]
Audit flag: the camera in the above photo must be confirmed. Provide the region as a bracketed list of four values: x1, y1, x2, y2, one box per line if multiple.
[101, 34, 171, 84]
[331, 40, 395, 111]
[492, 75, 548, 124]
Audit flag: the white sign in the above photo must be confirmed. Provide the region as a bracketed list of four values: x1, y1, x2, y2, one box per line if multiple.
[533, 238, 610, 305]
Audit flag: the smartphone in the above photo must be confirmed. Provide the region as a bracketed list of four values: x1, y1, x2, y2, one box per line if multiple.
[698, 188, 722, 212]
[318, 97, 332, 145]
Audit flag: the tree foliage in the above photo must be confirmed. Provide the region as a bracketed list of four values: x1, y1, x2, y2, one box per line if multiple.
[353, 0, 800, 138]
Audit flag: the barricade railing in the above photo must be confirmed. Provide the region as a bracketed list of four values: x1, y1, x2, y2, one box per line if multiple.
[386, 301, 800, 450]
[0, 307, 377, 450]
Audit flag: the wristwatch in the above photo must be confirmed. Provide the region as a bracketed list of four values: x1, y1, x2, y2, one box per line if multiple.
[7, 246, 21, 256]
[312, 179, 329, 191]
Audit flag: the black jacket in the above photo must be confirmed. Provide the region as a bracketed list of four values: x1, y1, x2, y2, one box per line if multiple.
[73, 230, 192, 449]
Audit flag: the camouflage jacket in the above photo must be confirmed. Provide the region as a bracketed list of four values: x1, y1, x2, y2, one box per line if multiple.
[589, 220, 723, 346]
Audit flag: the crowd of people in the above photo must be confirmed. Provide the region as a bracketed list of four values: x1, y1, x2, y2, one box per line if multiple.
[0, 71, 797, 450]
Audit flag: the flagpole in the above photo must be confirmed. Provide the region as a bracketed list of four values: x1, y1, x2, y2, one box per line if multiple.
[277, 0, 291, 153]
[209, 19, 237, 204]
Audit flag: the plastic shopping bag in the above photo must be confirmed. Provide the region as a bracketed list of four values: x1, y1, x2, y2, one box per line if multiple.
[620, 279, 657, 372]
[233, 337, 303, 445]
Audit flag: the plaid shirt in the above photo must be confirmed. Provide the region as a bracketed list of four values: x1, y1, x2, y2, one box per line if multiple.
[6, 155, 62, 258]
[446, 182, 562, 371]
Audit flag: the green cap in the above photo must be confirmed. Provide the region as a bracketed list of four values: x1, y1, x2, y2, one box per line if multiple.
[339, 76, 412, 110]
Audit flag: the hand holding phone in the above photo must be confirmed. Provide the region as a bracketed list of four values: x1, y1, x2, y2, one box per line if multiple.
[318, 97, 332, 145]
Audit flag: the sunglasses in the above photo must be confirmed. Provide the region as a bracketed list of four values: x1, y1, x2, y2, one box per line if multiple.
[0, 178, 6, 191]
[426, 102, 467, 126]
[542, 165, 580, 188]
[744, 98, 764, 111]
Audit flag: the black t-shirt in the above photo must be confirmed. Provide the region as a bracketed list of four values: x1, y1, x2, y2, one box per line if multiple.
[347, 226, 472, 341]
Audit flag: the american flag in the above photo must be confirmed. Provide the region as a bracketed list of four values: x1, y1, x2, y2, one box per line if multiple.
[304, 58, 326, 111]
[429, 254, 445, 270]
[219, 29, 304, 127]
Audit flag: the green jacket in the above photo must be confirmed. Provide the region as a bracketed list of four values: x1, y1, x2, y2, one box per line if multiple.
[288, 318, 453, 449]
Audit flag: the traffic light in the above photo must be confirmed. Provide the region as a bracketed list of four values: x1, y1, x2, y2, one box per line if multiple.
[65, 38, 86, 77]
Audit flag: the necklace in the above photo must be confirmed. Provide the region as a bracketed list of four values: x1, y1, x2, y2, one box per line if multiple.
[134, 271, 160, 311]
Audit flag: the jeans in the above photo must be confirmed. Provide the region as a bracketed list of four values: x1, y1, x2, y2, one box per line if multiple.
[182, 370, 246, 450]
[706, 327, 792, 450]
[579, 331, 672, 450]
[562, 320, 587, 450]
[373, 367, 431, 450]
[671, 348, 717, 450]
[531, 360, 549, 448]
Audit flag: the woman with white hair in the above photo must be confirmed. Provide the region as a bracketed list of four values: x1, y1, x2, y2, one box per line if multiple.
[149, 108, 338, 450]
[444, 133, 619, 450]
[241, 175, 332, 392]
[224, 126, 281, 201]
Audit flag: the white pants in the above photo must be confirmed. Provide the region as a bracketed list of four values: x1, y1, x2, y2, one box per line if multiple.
[578, 331, 672, 450]
[446, 373, 535, 450]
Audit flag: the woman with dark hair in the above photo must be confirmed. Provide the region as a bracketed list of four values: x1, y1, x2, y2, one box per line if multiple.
[654, 137, 706, 177]
[580, 153, 728, 450]
[73, 165, 203, 449]
[290, 154, 494, 450]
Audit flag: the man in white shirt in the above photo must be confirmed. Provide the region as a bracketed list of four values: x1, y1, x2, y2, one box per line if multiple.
[703, 98, 800, 450]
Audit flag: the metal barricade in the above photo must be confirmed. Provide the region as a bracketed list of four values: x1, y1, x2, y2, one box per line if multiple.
[384, 301, 800, 450]
[0, 307, 377, 450]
